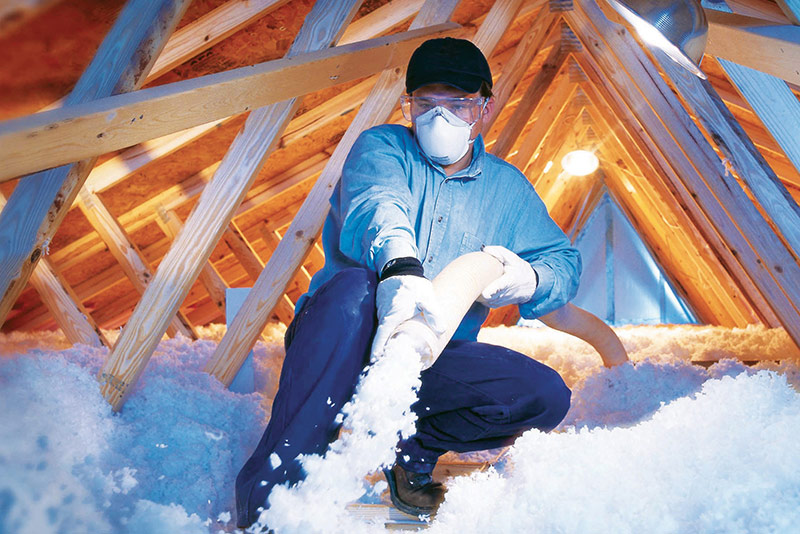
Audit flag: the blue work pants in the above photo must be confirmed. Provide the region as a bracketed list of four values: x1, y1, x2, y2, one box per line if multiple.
[235, 268, 570, 527]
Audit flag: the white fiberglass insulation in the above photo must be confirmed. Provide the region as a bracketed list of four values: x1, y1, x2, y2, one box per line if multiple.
[1, 323, 799, 533]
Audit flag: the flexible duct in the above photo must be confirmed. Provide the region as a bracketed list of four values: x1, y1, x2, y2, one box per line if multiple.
[388, 251, 628, 368]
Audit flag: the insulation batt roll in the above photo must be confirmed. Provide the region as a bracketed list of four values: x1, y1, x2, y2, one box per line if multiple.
[385, 251, 629, 369]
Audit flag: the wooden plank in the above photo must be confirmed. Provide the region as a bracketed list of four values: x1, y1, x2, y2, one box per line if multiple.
[148, 0, 291, 81]
[0, 193, 109, 347]
[483, 9, 558, 132]
[77, 189, 197, 339]
[338, 0, 424, 45]
[472, 0, 527, 57]
[716, 58, 800, 177]
[584, 109, 748, 325]
[492, 43, 568, 159]
[204, 0, 482, 388]
[774, 0, 800, 24]
[155, 205, 228, 316]
[705, 9, 800, 86]
[524, 102, 583, 186]
[581, 82, 772, 326]
[0, 0, 192, 328]
[723, 0, 791, 23]
[510, 73, 575, 171]
[661, 55, 800, 260]
[29, 259, 111, 347]
[222, 222, 266, 283]
[0, 23, 463, 182]
[78, 0, 431, 197]
[81, 119, 226, 196]
[259, 227, 312, 298]
[99, 0, 366, 411]
[567, 3, 796, 330]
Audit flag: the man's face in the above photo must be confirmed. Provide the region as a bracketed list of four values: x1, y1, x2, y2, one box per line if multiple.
[409, 83, 489, 142]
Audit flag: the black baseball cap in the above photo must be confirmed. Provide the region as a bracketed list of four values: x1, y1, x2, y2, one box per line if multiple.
[405, 37, 493, 94]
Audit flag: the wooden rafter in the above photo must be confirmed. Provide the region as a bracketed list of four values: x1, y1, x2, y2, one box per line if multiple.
[204, 0, 521, 388]
[0, 0, 193, 328]
[656, 54, 800, 257]
[492, 41, 567, 159]
[77, 189, 197, 339]
[582, 103, 759, 325]
[484, 9, 559, 133]
[0, 193, 109, 347]
[99, 0, 366, 411]
[705, 9, 800, 85]
[0, 23, 462, 182]
[576, 47, 778, 327]
[568, 1, 797, 332]
[510, 73, 575, 172]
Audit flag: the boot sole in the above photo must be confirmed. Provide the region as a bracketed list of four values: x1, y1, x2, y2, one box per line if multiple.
[382, 468, 438, 518]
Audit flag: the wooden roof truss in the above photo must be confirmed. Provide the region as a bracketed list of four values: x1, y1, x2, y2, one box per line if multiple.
[0, 0, 798, 410]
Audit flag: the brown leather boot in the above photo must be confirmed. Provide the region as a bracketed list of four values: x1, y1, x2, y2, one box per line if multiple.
[383, 464, 446, 517]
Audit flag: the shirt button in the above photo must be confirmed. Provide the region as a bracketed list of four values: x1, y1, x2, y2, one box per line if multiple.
[437, 216, 443, 223]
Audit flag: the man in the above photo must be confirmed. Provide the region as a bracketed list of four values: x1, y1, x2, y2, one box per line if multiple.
[235, 37, 581, 528]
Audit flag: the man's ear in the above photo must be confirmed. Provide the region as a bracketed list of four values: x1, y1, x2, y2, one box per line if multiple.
[484, 96, 496, 118]
[476, 96, 496, 135]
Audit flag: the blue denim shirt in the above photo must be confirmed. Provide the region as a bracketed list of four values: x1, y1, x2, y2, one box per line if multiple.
[300, 124, 582, 341]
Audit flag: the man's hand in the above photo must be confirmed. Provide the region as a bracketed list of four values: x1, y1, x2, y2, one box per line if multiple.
[479, 245, 538, 308]
[371, 275, 445, 360]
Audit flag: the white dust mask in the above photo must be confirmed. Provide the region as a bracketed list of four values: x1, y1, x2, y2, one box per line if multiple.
[414, 106, 474, 166]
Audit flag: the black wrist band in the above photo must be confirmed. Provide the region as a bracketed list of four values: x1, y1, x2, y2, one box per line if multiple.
[380, 256, 425, 281]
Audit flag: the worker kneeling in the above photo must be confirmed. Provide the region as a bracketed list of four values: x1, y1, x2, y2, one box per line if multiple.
[235, 37, 581, 529]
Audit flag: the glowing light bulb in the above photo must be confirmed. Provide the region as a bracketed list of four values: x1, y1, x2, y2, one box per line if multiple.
[561, 150, 599, 176]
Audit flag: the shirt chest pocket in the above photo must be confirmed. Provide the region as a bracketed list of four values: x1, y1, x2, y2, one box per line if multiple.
[458, 232, 485, 257]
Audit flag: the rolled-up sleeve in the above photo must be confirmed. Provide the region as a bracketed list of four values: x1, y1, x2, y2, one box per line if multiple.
[335, 127, 419, 273]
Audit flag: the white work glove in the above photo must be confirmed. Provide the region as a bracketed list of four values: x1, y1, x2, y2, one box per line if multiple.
[479, 245, 539, 308]
[370, 275, 446, 360]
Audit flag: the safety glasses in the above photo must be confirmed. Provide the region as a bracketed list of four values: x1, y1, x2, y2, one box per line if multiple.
[400, 95, 487, 124]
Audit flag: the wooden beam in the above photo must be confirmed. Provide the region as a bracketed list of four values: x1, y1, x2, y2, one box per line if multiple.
[510, 73, 575, 171]
[567, 1, 800, 334]
[99, 0, 365, 411]
[583, 106, 754, 325]
[77, 189, 197, 339]
[472, 0, 527, 57]
[148, 0, 291, 81]
[580, 78, 774, 326]
[155, 205, 228, 316]
[492, 42, 567, 159]
[0, 0, 192, 328]
[723, 0, 791, 23]
[81, 119, 226, 196]
[338, 0, 424, 45]
[716, 58, 800, 176]
[0, 23, 462, 182]
[222, 222, 266, 283]
[221, 222, 296, 326]
[524, 101, 583, 185]
[0, 193, 109, 347]
[484, 10, 559, 132]
[658, 55, 800, 261]
[204, 0, 500, 388]
[774, 0, 800, 24]
[705, 9, 800, 86]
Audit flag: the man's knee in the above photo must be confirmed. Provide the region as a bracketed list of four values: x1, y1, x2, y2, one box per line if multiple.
[515, 366, 571, 432]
